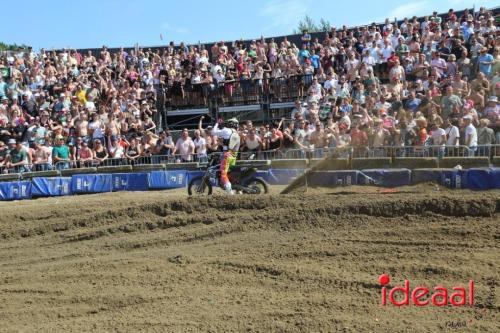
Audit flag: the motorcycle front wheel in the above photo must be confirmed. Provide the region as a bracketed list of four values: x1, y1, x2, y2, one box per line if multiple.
[188, 176, 213, 196]
[244, 178, 269, 195]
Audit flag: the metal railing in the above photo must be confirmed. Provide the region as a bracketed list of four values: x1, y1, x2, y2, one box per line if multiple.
[2, 144, 498, 175]
[164, 74, 314, 109]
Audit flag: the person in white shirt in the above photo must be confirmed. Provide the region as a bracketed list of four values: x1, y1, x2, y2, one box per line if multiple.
[369, 42, 382, 65]
[214, 69, 225, 84]
[381, 40, 394, 63]
[290, 100, 306, 119]
[193, 129, 207, 162]
[88, 113, 104, 143]
[211, 60, 223, 77]
[307, 77, 324, 101]
[173, 128, 195, 162]
[430, 123, 446, 145]
[323, 73, 337, 91]
[430, 122, 446, 158]
[362, 49, 376, 67]
[444, 118, 460, 146]
[463, 115, 477, 156]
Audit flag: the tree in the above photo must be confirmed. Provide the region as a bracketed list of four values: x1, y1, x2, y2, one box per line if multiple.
[293, 15, 317, 34]
[293, 15, 331, 34]
[0, 42, 31, 51]
[319, 18, 331, 32]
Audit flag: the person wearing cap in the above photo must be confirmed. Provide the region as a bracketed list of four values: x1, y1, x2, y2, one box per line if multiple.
[477, 118, 496, 156]
[52, 136, 70, 170]
[54, 93, 70, 113]
[462, 115, 477, 156]
[4, 139, 29, 173]
[483, 96, 499, 122]
[461, 17, 475, 42]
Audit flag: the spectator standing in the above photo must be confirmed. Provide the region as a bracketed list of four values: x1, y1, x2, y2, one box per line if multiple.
[78, 141, 94, 167]
[92, 139, 108, 165]
[5, 139, 29, 173]
[444, 117, 460, 147]
[478, 47, 494, 77]
[193, 129, 207, 162]
[173, 128, 195, 162]
[32, 142, 51, 171]
[477, 119, 495, 156]
[52, 136, 70, 170]
[463, 115, 478, 156]
[441, 86, 463, 119]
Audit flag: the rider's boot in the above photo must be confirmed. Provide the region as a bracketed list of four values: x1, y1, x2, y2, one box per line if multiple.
[224, 182, 234, 195]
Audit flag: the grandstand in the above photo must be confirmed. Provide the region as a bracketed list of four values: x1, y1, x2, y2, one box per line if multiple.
[0, 5, 499, 191]
[74, 7, 500, 129]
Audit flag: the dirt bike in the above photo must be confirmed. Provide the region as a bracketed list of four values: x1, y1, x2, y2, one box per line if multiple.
[188, 154, 269, 195]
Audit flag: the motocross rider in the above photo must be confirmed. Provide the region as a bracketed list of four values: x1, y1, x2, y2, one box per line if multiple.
[213, 117, 240, 194]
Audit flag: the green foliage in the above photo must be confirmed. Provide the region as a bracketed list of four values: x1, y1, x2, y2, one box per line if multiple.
[318, 18, 331, 32]
[0, 42, 31, 51]
[293, 15, 331, 34]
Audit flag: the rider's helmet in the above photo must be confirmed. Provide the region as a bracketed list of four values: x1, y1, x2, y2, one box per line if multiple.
[226, 117, 239, 129]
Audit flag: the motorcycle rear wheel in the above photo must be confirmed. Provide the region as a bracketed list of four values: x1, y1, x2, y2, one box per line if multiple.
[244, 178, 269, 194]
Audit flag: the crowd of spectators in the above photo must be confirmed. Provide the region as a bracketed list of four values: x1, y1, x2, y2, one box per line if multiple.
[0, 7, 498, 173]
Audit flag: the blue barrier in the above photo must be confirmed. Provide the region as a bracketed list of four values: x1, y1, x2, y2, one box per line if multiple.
[412, 169, 444, 184]
[307, 170, 359, 187]
[71, 174, 113, 193]
[32, 177, 72, 197]
[359, 169, 412, 187]
[187, 170, 203, 182]
[466, 168, 500, 190]
[1, 166, 497, 201]
[260, 169, 305, 185]
[491, 168, 500, 189]
[112, 173, 150, 192]
[0, 181, 32, 200]
[149, 170, 187, 189]
[440, 169, 468, 189]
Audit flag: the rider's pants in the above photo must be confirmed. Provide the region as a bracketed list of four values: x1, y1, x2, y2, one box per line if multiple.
[220, 151, 236, 190]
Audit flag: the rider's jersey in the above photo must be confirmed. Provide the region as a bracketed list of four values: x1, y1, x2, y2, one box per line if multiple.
[213, 124, 240, 152]
[227, 129, 240, 152]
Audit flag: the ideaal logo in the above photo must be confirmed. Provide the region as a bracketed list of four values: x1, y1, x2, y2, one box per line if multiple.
[378, 274, 474, 306]
[378, 274, 496, 328]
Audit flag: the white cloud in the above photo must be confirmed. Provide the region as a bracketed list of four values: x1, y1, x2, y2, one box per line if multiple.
[160, 22, 189, 35]
[259, 0, 310, 33]
[386, 1, 429, 20]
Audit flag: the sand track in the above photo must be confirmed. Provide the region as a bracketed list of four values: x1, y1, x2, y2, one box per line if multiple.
[0, 187, 499, 332]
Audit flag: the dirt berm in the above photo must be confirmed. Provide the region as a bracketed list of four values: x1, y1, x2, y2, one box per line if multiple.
[0, 187, 498, 332]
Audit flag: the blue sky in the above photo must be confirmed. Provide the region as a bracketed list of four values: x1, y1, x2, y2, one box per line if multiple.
[2, 0, 495, 50]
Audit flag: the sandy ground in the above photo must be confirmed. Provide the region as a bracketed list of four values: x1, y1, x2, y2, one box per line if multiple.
[0, 185, 499, 332]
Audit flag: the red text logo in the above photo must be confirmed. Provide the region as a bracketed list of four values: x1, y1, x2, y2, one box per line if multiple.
[379, 274, 474, 306]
